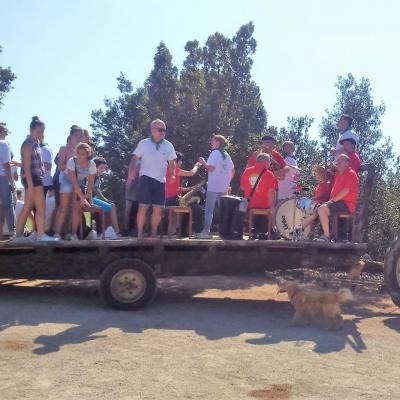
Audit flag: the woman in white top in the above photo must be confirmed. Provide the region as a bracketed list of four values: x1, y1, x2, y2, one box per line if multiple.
[198, 134, 235, 239]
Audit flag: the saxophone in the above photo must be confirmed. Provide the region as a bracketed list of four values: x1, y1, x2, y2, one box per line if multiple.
[179, 180, 205, 207]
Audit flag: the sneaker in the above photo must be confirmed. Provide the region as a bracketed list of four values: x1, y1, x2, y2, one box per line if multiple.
[11, 235, 30, 242]
[39, 234, 58, 241]
[68, 234, 79, 241]
[104, 226, 118, 240]
[86, 230, 98, 240]
[53, 233, 61, 240]
[27, 231, 38, 241]
[314, 235, 330, 242]
[197, 231, 211, 239]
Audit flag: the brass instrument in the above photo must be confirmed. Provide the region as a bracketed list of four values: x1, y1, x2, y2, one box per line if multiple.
[179, 180, 205, 207]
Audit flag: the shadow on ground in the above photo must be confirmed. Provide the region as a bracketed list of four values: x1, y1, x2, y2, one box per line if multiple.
[0, 277, 398, 357]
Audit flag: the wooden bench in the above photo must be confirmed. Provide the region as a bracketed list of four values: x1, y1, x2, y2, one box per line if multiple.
[167, 206, 192, 238]
[248, 208, 272, 239]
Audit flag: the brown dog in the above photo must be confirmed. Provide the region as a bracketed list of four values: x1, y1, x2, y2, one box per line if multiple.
[277, 281, 353, 330]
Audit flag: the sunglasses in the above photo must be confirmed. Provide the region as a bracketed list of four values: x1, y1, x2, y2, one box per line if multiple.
[157, 128, 167, 133]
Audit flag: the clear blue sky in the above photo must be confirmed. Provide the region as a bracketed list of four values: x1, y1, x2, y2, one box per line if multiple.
[1, 0, 399, 158]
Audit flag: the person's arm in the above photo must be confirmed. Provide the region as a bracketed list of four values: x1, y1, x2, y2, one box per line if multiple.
[86, 173, 95, 204]
[198, 157, 216, 172]
[329, 188, 350, 203]
[178, 162, 201, 177]
[57, 146, 67, 171]
[231, 167, 235, 182]
[127, 155, 140, 183]
[21, 143, 33, 188]
[10, 160, 22, 167]
[168, 159, 177, 183]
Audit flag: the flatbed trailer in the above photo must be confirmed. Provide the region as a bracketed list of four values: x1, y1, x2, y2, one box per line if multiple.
[0, 238, 368, 310]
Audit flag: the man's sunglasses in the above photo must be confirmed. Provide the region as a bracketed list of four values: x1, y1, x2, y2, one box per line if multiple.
[157, 128, 167, 133]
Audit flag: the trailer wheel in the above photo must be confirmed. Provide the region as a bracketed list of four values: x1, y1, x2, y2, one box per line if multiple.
[384, 238, 400, 307]
[100, 258, 157, 310]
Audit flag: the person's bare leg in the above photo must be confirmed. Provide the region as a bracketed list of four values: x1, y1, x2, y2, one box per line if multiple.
[151, 206, 163, 237]
[110, 206, 120, 233]
[136, 205, 149, 239]
[318, 205, 331, 237]
[32, 187, 46, 236]
[71, 199, 81, 236]
[302, 213, 317, 230]
[55, 193, 72, 235]
[16, 199, 34, 236]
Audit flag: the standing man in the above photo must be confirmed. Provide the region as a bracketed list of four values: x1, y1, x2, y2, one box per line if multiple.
[130, 119, 177, 239]
[0, 123, 16, 237]
[332, 114, 359, 155]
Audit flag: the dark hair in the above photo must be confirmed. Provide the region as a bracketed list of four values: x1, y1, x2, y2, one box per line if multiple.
[339, 138, 356, 146]
[93, 157, 107, 167]
[341, 114, 353, 128]
[261, 135, 277, 142]
[176, 152, 183, 162]
[30, 116, 45, 130]
[0, 123, 7, 134]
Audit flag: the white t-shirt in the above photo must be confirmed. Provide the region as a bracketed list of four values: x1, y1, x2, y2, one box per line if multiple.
[66, 157, 97, 184]
[336, 129, 359, 150]
[41, 145, 53, 186]
[278, 155, 298, 200]
[133, 138, 177, 183]
[206, 150, 234, 193]
[0, 140, 11, 177]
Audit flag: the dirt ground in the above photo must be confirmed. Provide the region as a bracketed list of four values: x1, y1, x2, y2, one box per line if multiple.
[0, 272, 399, 400]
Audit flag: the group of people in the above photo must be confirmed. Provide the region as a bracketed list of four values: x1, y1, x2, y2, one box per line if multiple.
[0, 118, 119, 241]
[0, 113, 361, 242]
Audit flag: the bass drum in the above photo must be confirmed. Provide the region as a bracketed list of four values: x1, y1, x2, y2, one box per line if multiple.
[275, 197, 311, 240]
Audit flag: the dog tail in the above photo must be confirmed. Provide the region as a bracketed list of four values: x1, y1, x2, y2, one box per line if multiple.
[336, 288, 353, 303]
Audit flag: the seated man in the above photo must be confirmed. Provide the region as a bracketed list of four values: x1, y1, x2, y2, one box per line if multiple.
[241, 153, 276, 239]
[316, 154, 359, 242]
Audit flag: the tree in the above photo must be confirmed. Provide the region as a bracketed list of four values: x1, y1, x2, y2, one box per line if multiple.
[320, 73, 394, 251]
[0, 45, 16, 109]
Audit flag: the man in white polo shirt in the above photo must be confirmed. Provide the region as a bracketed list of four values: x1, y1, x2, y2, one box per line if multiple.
[331, 114, 359, 156]
[130, 119, 177, 239]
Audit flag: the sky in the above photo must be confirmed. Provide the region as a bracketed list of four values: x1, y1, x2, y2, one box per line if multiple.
[0, 0, 399, 158]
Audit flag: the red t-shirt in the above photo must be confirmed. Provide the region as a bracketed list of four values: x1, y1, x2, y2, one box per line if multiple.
[348, 151, 361, 174]
[240, 165, 277, 209]
[165, 166, 181, 198]
[314, 181, 333, 203]
[330, 168, 359, 213]
[247, 150, 287, 169]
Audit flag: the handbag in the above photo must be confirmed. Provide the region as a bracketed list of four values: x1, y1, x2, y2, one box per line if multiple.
[238, 168, 267, 213]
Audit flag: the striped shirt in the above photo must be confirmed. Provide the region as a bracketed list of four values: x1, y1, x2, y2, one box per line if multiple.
[21, 136, 45, 178]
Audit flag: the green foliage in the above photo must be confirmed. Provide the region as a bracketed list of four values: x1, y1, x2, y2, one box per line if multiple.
[0, 45, 16, 109]
[92, 27, 398, 259]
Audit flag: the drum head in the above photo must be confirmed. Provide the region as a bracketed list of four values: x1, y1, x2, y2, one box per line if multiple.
[275, 198, 309, 240]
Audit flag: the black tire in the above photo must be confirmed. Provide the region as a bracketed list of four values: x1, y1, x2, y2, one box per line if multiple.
[100, 258, 157, 310]
[384, 238, 400, 307]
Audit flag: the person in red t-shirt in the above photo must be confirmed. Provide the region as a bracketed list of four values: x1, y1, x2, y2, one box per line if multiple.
[339, 138, 362, 174]
[301, 166, 334, 235]
[316, 154, 359, 242]
[246, 135, 289, 180]
[165, 152, 201, 206]
[241, 153, 276, 239]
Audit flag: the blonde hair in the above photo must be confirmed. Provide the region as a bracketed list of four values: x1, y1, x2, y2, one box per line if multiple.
[150, 119, 166, 128]
[75, 142, 92, 158]
[213, 134, 229, 148]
